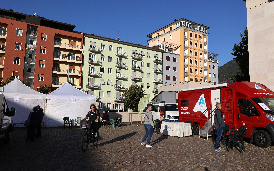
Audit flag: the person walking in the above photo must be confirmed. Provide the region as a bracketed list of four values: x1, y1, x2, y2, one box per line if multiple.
[26, 106, 39, 142]
[36, 105, 44, 139]
[82, 104, 100, 137]
[141, 103, 154, 148]
[214, 103, 225, 152]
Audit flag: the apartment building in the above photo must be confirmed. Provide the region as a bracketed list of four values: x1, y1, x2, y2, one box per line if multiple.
[147, 18, 210, 83]
[0, 8, 83, 90]
[83, 34, 163, 111]
[162, 52, 180, 85]
[208, 52, 218, 85]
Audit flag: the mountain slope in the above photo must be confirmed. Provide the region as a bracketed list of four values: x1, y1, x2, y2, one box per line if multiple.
[218, 58, 240, 84]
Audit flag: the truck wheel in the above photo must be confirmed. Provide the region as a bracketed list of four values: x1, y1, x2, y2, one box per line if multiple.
[253, 130, 271, 148]
[192, 123, 199, 135]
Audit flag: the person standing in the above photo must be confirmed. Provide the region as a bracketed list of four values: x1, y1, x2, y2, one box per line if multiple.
[141, 103, 154, 148]
[214, 103, 225, 152]
[82, 104, 100, 137]
[36, 105, 44, 139]
[26, 106, 39, 142]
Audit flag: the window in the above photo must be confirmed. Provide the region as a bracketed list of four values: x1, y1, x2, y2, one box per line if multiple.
[200, 61, 202, 66]
[99, 91, 104, 98]
[107, 103, 111, 109]
[107, 91, 111, 97]
[141, 61, 144, 67]
[108, 68, 112, 74]
[141, 72, 144, 78]
[173, 76, 176, 81]
[190, 50, 193, 56]
[13, 57, 20, 65]
[147, 63, 150, 68]
[238, 99, 260, 116]
[209, 65, 211, 69]
[147, 83, 150, 89]
[195, 78, 198, 82]
[101, 44, 105, 50]
[213, 65, 216, 69]
[101, 56, 105, 61]
[39, 60, 45, 68]
[147, 73, 150, 78]
[147, 53, 150, 58]
[141, 83, 144, 88]
[195, 51, 197, 57]
[100, 67, 104, 73]
[195, 43, 197, 48]
[16, 28, 23, 36]
[53, 51, 61, 58]
[170, 27, 172, 31]
[200, 70, 202, 75]
[190, 68, 193, 73]
[166, 75, 170, 80]
[200, 53, 203, 58]
[38, 74, 44, 81]
[166, 66, 170, 70]
[195, 69, 198, 74]
[190, 33, 192, 37]
[173, 67, 176, 72]
[15, 42, 22, 50]
[100, 79, 105, 85]
[190, 78, 193, 81]
[195, 60, 197, 65]
[170, 35, 172, 40]
[117, 47, 122, 54]
[195, 34, 197, 39]
[68, 77, 74, 84]
[69, 69, 75, 73]
[166, 56, 170, 61]
[190, 41, 192, 47]
[181, 99, 189, 106]
[190, 59, 193, 65]
[173, 57, 176, 62]
[109, 45, 112, 51]
[115, 104, 121, 110]
[163, 38, 165, 42]
[40, 46, 46, 54]
[200, 44, 202, 49]
[108, 56, 112, 62]
[41, 33, 47, 41]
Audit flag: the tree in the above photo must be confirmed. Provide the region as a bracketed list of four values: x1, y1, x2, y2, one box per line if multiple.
[0, 76, 15, 87]
[230, 28, 250, 82]
[122, 85, 145, 111]
[37, 84, 51, 94]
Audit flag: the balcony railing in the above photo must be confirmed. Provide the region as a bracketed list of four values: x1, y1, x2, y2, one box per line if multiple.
[114, 84, 127, 91]
[204, 49, 208, 53]
[54, 41, 81, 50]
[184, 63, 188, 67]
[52, 81, 60, 85]
[114, 96, 123, 101]
[153, 57, 162, 63]
[26, 44, 36, 49]
[204, 66, 208, 70]
[185, 72, 189, 77]
[88, 71, 102, 77]
[115, 52, 128, 58]
[86, 82, 101, 89]
[115, 62, 127, 69]
[131, 76, 142, 81]
[154, 68, 162, 73]
[88, 59, 101, 65]
[116, 73, 128, 80]
[131, 65, 141, 71]
[89, 46, 100, 53]
[0, 45, 5, 52]
[153, 79, 163, 84]
[52, 67, 61, 72]
[0, 29, 6, 36]
[152, 88, 158, 94]
[131, 54, 143, 60]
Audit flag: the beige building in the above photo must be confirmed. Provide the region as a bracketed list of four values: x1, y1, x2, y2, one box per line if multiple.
[245, 0, 274, 90]
[147, 18, 210, 83]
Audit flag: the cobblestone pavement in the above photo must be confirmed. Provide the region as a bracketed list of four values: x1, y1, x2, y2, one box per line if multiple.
[1, 125, 274, 171]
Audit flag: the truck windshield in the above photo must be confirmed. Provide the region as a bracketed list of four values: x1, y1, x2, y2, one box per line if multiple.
[165, 104, 178, 111]
[252, 97, 274, 114]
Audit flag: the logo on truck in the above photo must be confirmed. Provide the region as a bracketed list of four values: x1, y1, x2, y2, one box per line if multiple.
[255, 84, 266, 91]
[193, 94, 207, 116]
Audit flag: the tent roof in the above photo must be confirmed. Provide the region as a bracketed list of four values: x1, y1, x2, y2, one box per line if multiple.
[3, 78, 45, 97]
[47, 82, 96, 100]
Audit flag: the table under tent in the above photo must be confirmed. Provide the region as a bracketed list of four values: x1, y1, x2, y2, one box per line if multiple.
[3, 78, 46, 127]
[45, 82, 96, 127]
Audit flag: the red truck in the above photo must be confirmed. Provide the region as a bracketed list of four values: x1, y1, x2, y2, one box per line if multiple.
[178, 82, 274, 148]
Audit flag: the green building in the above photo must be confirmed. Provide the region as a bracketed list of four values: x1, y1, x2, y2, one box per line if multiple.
[82, 34, 163, 111]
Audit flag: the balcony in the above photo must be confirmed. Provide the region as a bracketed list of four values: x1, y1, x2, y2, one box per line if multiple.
[68, 70, 81, 76]
[52, 67, 67, 75]
[53, 55, 82, 64]
[86, 82, 101, 89]
[89, 46, 100, 53]
[88, 59, 101, 65]
[204, 49, 208, 53]
[131, 54, 143, 60]
[114, 96, 123, 102]
[153, 78, 162, 84]
[0, 29, 6, 39]
[26, 44, 36, 49]
[131, 65, 142, 71]
[204, 66, 208, 70]
[88, 71, 102, 77]
[114, 84, 127, 91]
[52, 81, 61, 88]
[131, 76, 142, 82]
[115, 52, 128, 58]
[153, 57, 162, 63]
[54, 41, 82, 51]
[0, 45, 5, 53]
[154, 68, 162, 74]
[184, 63, 188, 67]
[204, 58, 208, 62]
[184, 35, 188, 39]
[184, 53, 188, 59]
[184, 44, 188, 49]
[116, 73, 128, 80]
[152, 88, 158, 94]
[115, 62, 127, 69]
[185, 72, 189, 77]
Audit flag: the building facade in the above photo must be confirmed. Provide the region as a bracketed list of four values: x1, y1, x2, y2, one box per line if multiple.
[83, 34, 163, 111]
[162, 52, 180, 85]
[0, 8, 83, 90]
[147, 18, 210, 83]
[244, 0, 274, 91]
[208, 52, 218, 84]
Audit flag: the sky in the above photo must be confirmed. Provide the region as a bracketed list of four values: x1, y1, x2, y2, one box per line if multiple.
[1, 0, 247, 66]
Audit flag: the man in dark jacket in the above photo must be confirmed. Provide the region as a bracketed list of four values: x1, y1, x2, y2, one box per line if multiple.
[214, 103, 225, 152]
[26, 106, 39, 142]
[82, 104, 100, 137]
[36, 105, 44, 139]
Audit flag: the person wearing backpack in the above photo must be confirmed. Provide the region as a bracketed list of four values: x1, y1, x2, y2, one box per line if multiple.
[141, 103, 154, 148]
[26, 106, 39, 142]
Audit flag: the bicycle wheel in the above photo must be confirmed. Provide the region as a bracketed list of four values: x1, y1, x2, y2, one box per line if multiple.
[81, 131, 89, 152]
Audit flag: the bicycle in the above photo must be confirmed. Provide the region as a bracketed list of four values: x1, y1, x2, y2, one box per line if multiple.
[81, 121, 99, 152]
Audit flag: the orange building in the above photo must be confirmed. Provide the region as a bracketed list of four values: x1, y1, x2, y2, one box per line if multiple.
[147, 18, 209, 82]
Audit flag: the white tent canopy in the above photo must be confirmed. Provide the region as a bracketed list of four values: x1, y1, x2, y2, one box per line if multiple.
[3, 78, 46, 126]
[45, 82, 96, 127]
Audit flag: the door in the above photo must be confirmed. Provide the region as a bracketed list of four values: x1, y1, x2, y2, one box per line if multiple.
[221, 88, 234, 128]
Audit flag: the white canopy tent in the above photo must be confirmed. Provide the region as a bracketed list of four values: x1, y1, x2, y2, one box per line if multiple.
[45, 82, 96, 127]
[3, 78, 46, 127]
